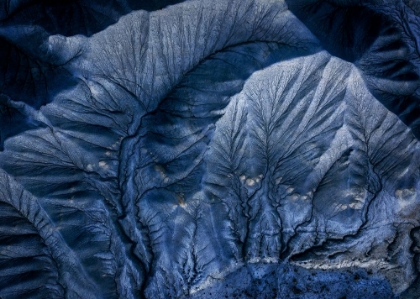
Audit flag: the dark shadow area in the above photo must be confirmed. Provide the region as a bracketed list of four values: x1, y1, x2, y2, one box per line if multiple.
[286, 0, 420, 139]
[285, 0, 383, 63]
[0, 0, 186, 36]
[401, 277, 420, 298]
[0, 37, 79, 150]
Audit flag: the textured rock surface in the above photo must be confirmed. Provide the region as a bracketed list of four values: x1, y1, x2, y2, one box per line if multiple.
[0, 0, 419, 298]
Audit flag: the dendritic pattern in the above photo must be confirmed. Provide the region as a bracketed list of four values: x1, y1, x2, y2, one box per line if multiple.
[0, 0, 419, 298]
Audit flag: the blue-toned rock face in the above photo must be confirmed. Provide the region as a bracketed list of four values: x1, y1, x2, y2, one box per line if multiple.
[0, 0, 419, 298]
